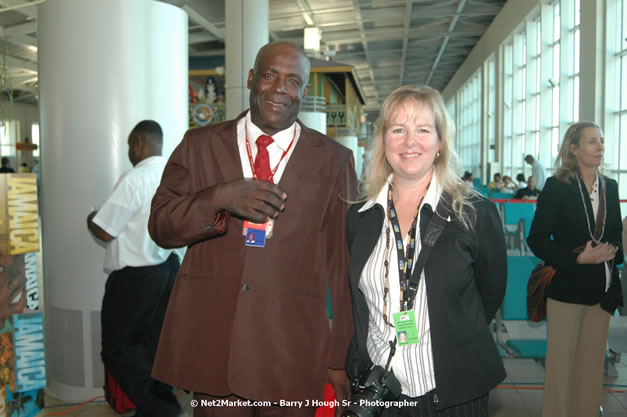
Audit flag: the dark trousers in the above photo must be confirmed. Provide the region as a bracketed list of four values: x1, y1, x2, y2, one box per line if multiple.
[101, 253, 182, 417]
[380, 391, 489, 417]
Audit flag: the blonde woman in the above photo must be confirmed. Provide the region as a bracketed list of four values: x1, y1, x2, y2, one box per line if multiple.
[345, 85, 507, 416]
[528, 122, 623, 417]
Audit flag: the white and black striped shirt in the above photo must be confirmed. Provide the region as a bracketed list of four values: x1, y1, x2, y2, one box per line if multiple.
[358, 173, 442, 397]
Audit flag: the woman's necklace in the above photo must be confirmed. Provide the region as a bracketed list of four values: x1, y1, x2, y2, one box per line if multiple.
[576, 175, 604, 244]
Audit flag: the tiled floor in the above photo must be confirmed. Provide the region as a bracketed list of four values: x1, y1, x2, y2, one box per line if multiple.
[36, 390, 194, 417]
[490, 357, 627, 417]
[34, 357, 627, 417]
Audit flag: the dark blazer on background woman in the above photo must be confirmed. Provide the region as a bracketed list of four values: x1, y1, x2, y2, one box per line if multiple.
[528, 175, 623, 308]
[345, 196, 507, 411]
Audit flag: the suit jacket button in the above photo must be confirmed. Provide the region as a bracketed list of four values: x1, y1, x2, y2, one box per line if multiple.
[241, 283, 249, 291]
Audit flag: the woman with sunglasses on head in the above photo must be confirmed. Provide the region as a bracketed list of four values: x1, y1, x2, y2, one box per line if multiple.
[528, 121, 624, 417]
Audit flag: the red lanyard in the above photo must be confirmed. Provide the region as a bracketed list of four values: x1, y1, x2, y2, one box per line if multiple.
[244, 125, 297, 183]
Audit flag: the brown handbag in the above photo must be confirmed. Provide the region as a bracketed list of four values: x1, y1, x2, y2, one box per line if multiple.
[526, 262, 557, 322]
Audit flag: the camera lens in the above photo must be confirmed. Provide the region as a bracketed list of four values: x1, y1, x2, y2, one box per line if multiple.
[342, 366, 401, 417]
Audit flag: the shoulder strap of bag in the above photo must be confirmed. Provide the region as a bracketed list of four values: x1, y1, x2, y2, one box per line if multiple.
[403, 191, 452, 310]
[384, 192, 452, 371]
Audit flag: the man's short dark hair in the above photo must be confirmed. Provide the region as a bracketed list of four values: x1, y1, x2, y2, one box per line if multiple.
[253, 41, 311, 85]
[1, 157, 9, 166]
[132, 120, 163, 144]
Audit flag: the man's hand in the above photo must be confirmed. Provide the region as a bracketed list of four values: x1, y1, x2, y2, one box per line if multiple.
[328, 368, 350, 417]
[86, 210, 97, 226]
[86, 210, 115, 242]
[214, 179, 287, 223]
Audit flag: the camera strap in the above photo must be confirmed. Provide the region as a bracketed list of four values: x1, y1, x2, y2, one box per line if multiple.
[384, 192, 452, 371]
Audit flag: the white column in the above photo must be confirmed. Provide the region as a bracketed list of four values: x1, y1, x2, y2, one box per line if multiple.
[298, 112, 326, 135]
[335, 135, 359, 173]
[148, 2, 189, 156]
[579, 0, 604, 124]
[225, 0, 269, 119]
[38, 0, 187, 401]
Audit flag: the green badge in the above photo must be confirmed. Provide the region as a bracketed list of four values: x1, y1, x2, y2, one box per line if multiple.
[392, 311, 419, 345]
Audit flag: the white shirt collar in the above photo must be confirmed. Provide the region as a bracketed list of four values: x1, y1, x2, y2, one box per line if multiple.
[245, 111, 297, 151]
[359, 170, 443, 213]
[134, 155, 163, 169]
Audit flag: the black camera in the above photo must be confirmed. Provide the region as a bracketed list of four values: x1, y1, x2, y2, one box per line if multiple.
[343, 365, 402, 417]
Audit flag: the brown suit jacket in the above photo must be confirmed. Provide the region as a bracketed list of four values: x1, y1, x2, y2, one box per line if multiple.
[148, 112, 357, 402]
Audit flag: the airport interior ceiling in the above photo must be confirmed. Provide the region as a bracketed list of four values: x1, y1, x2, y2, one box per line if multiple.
[0, 0, 507, 112]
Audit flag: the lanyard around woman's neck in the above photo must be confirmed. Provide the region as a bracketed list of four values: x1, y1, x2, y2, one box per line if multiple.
[382, 182, 430, 324]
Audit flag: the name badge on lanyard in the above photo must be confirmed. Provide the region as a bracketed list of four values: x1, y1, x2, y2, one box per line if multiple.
[392, 311, 420, 345]
[243, 219, 273, 247]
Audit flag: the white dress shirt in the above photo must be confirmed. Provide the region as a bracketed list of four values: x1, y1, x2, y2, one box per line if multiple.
[236, 111, 301, 183]
[358, 172, 442, 397]
[532, 160, 547, 191]
[93, 156, 182, 272]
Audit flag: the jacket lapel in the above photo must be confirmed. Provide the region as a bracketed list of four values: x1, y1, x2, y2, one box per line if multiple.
[277, 121, 326, 195]
[211, 113, 245, 183]
[568, 177, 595, 237]
[349, 205, 385, 288]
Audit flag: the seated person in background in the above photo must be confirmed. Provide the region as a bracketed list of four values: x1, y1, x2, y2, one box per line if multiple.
[500, 175, 517, 193]
[514, 176, 541, 200]
[462, 171, 474, 187]
[516, 173, 527, 189]
[488, 173, 503, 190]
[0, 157, 14, 173]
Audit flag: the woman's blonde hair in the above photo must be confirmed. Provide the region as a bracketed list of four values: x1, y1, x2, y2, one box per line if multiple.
[554, 121, 602, 183]
[362, 85, 478, 229]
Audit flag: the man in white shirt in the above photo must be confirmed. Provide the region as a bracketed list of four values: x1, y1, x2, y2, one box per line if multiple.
[87, 120, 183, 417]
[525, 154, 547, 191]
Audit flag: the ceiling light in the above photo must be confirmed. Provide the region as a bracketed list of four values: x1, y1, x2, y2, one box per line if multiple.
[304, 27, 321, 51]
[303, 13, 313, 26]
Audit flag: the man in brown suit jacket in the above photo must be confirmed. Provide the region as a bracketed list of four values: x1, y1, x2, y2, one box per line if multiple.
[149, 42, 357, 417]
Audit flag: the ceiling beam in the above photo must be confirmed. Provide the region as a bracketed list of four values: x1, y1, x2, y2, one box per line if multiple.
[8, 73, 37, 84]
[425, 0, 468, 86]
[351, 0, 378, 104]
[271, 6, 355, 21]
[5, 34, 37, 48]
[0, 0, 40, 17]
[4, 54, 36, 72]
[399, 0, 412, 87]
[294, 0, 315, 26]
[182, 4, 225, 40]
[189, 48, 226, 57]
[188, 33, 215, 45]
[4, 20, 35, 37]
[322, 28, 483, 45]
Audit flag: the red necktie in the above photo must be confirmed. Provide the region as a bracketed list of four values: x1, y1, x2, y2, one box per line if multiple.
[254, 135, 274, 181]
